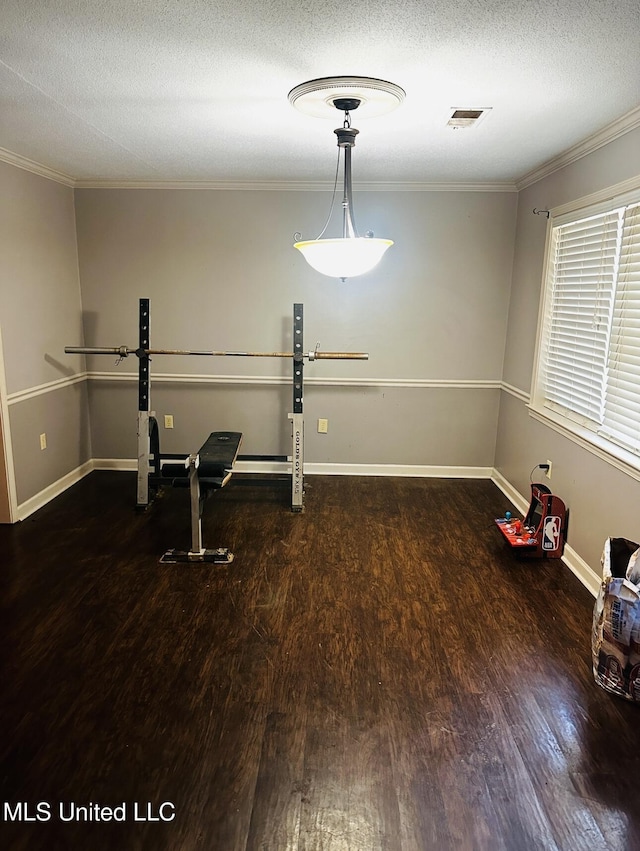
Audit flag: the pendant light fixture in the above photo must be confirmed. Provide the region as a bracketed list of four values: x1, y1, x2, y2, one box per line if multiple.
[289, 77, 405, 281]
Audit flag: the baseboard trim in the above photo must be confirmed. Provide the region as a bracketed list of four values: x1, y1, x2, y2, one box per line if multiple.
[94, 459, 137, 471]
[561, 543, 601, 598]
[305, 462, 493, 478]
[17, 460, 94, 521]
[490, 470, 530, 514]
[491, 469, 601, 597]
[94, 459, 494, 478]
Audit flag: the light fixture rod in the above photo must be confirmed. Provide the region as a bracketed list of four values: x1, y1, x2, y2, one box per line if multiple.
[342, 145, 357, 239]
[334, 112, 360, 241]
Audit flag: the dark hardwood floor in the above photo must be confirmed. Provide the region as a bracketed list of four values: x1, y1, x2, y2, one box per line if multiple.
[1, 472, 639, 850]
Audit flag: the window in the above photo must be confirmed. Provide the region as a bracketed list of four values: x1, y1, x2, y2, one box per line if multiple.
[532, 187, 640, 469]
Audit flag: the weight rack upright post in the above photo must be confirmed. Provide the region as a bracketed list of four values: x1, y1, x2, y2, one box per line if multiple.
[289, 303, 304, 512]
[136, 298, 152, 510]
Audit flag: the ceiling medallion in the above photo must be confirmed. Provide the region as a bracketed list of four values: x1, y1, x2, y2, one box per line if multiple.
[288, 76, 405, 120]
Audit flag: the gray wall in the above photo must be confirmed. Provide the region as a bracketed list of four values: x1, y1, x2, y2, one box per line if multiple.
[74, 187, 516, 467]
[495, 125, 640, 575]
[0, 162, 90, 513]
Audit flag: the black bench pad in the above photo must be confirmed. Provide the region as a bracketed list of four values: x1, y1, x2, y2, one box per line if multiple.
[161, 431, 242, 488]
[198, 431, 242, 478]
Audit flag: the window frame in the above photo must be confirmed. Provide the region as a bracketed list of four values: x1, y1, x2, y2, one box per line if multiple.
[529, 176, 640, 481]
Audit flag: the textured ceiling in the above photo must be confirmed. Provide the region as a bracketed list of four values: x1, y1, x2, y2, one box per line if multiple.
[1, 0, 639, 185]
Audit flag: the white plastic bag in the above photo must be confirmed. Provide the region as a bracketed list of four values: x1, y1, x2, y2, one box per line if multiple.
[592, 537, 640, 701]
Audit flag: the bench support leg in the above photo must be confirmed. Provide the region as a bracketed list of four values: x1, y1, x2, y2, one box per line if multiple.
[160, 453, 234, 565]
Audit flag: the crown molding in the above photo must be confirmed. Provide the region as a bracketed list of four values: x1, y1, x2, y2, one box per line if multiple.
[515, 105, 640, 190]
[0, 148, 515, 191]
[0, 147, 75, 187]
[73, 178, 517, 192]
[5, 103, 638, 194]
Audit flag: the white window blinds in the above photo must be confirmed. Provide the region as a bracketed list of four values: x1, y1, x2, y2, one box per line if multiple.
[539, 198, 640, 457]
[602, 203, 640, 453]
[542, 210, 620, 423]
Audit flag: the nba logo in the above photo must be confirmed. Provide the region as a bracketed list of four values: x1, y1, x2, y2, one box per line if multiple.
[542, 516, 561, 551]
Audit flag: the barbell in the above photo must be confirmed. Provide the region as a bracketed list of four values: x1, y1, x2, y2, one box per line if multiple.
[65, 346, 369, 360]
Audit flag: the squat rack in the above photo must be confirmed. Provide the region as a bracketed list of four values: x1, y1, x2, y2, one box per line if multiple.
[66, 298, 369, 512]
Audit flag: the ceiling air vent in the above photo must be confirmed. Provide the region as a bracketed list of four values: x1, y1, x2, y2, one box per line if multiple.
[447, 108, 491, 129]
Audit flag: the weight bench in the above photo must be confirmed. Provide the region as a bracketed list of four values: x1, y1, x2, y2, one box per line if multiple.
[159, 431, 242, 564]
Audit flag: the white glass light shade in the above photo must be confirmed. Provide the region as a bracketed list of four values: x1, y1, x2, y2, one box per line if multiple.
[294, 237, 393, 279]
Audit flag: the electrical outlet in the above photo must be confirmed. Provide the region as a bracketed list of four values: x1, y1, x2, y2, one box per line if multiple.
[164, 415, 174, 429]
[318, 418, 328, 434]
[545, 460, 552, 479]
[40, 433, 47, 450]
